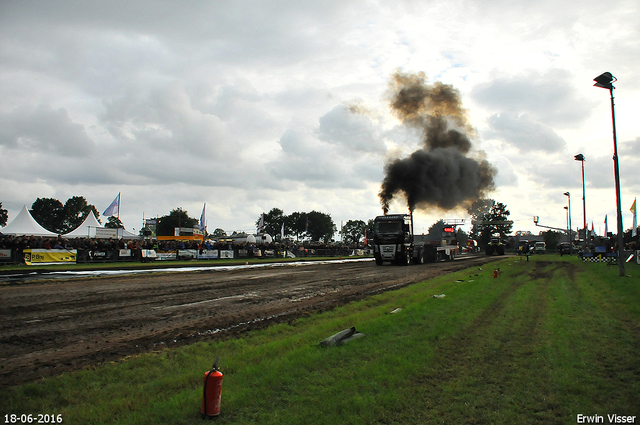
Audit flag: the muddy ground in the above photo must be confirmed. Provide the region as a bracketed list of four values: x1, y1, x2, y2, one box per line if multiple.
[0, 255, 498, 388]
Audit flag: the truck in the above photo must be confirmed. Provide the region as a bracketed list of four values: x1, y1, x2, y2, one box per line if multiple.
[534, 241, 546, 254]
[371, 213, 460, 266]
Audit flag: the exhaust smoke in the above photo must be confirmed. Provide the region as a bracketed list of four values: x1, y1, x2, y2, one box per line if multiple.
[379, 71, 496, 214]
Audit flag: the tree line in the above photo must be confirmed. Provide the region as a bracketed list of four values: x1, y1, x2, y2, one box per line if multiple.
[1, 197, 516, 247]
[252, 208, 339, 244]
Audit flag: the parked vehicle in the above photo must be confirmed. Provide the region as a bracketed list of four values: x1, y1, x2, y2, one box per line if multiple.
[558, 242, 571, 255]
[534, 241, 546, 254]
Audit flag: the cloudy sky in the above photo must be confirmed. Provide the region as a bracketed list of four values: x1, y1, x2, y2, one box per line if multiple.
[1, 0, 639, 238]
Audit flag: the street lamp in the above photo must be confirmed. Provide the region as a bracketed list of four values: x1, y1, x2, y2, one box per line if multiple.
[564, 206, 570, 251]
[593, 72, 625, 276]
[574, 153, 587, 251]
[564, 192, 572, 254]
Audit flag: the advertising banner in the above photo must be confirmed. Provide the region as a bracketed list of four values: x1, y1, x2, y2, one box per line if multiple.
[96, 228, 120, 239]
[156, 252, 177, 261]
[197, 250, 218, 260]
[220, 250, 234, 259]
[0, 249, 13, 262]
[24, 249, 77, 265]
[141, 249, 157, 259]
[177, 249, 198, 259]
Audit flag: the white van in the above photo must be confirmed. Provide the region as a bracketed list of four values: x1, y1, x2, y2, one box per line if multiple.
[534, 241, 546, 253]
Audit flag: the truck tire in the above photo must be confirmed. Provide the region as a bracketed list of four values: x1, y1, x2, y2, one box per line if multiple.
[403, 250, 411, 266]
[374, 254, 383, 266]
[486, 245, 494, 256]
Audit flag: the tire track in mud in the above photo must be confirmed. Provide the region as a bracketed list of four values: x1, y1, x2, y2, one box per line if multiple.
[0, 256, 497, 388]
[409, 261, 571, 422]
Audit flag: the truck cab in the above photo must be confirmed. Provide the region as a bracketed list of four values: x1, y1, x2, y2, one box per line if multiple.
[372, 214, 413, 265]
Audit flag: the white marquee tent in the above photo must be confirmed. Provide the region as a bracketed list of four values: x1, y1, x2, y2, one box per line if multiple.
[63, 211, 104, 238]
[64, 212, 140, 239]
[0, 205, 58, 237]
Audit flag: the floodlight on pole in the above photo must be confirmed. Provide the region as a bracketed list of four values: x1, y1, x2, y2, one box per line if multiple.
[574, 153, 587, 251]
[593, 72, 625, 276]
[564, 192, 572, 254]
[564, 206, 570, 248]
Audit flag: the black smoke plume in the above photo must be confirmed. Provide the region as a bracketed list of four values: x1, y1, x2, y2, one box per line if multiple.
[379, 70, 496, 214]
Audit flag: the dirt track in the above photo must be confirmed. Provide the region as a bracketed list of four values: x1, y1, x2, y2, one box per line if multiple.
[0, 256, 498, 388]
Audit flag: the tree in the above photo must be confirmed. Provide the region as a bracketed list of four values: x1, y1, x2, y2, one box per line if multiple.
[63, 196, 100, 232]
[342, 220, 366, 245]
[256, 208, 285, 238]
[476, 202, 512, 247]
[427, 219, 445, 241]
[306, 210, 336, 243]
[542, 230, 563, 250]
[288, 211, 308, 241]
[29, 197, 101, 234]
[105, 216, 124, 229]
[0, 203, 7, 227]
[31, 198, 65, 233]
[467, 198, 495, 240]
[156, 208, 198, 236]
[456, 228, 469, 247]
[486, 202, 512, 238]
[211, 228, 227, 238]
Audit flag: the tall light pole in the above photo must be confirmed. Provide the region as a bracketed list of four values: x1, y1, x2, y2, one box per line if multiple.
[593, 72, 625, 276]
[564, 206, 570, 251]
[574, 154, 587, 251]
[564, 192, 572, 254]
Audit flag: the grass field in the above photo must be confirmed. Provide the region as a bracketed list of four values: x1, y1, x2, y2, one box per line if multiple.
[2, 255, 639, 424]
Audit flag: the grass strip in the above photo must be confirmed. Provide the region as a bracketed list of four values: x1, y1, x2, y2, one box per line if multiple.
[2, 256, 638, 424]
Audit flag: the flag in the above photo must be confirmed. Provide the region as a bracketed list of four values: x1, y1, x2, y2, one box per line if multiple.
[103, 193, 120, 217]
[591, 221, 595, 237]
[281, 222, 284, 239]
[199, 203, 206, 232]
[604, 214, 608, 237]
[631, 198, 637, 237]
[257, 214, 264, 233]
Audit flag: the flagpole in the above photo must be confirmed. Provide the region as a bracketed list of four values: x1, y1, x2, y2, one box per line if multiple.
[117, 192, 121, 221]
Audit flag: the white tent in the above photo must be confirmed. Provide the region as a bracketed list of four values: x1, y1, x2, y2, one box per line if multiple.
[64, 212, 104, 238]
[0, 205, 58, 237]
[64, 212, 140, 239]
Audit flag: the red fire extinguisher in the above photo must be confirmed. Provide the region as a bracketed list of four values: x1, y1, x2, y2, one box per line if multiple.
[201, 358, 223, 418]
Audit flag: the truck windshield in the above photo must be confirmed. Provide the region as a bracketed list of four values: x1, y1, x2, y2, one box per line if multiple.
[375, 220, 402, 233]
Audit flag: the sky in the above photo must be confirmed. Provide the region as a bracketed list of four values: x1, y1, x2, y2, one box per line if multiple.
[1, 0, 639, 238]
